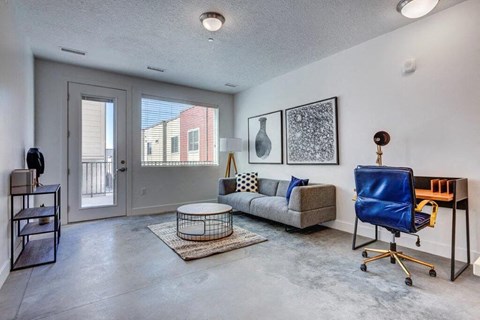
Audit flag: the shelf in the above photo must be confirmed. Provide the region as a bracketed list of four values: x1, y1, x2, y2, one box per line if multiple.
[415, 188, 454, 202]
[13, 238, 56, 270]
[10, 183, 61, 271]
[11, 184, 60, 196]
[19, 220, 58, 236]
[14, 206, 57, 221]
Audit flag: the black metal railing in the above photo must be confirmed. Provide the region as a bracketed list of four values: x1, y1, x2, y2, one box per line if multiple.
[82, 161, 114, 197]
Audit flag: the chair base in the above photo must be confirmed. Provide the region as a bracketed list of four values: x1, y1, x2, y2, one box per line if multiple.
[360, 247, 436, 286]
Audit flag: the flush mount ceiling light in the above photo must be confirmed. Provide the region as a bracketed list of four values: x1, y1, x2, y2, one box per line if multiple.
[200, 12, 225, 31]
[397, 0, 439, 19]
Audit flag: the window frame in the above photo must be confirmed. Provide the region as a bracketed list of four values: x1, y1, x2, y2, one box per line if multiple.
[146, 142, 152, 155]
[171, 136, 179, 154]
[187, 128, 200, 152]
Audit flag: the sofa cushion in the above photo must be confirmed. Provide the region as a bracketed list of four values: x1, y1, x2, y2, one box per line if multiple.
[250, 196, 289, 223]
[276, 181, 290, 197]
[258, 178, 280, 196]
[235, 172, 258, 193]
[218, 192, 265, 213]
[286, 176, 309, 202]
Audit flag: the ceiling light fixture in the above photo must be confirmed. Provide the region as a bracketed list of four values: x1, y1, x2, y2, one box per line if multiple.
[200, 12, 225, 32]
[60, 47, 86, 55]
[397, 0, 439, 19]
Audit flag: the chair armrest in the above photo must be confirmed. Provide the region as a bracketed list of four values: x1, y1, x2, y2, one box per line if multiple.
[218, 178, 237, 195]
[288, 184, 336, 212]
[416, 199, 439, 227]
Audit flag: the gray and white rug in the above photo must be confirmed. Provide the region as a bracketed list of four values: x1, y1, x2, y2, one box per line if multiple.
[148, 221, 267, 260]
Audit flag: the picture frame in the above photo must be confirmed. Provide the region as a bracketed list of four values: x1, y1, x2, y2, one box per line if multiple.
[248, 110, 283, 164]
[285, 97, 339, 165]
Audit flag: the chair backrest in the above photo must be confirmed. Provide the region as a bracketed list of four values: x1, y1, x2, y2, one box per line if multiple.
[354, 166, 416, 233]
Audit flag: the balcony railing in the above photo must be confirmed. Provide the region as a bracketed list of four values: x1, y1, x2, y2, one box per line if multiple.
[82, 161, 114, 197]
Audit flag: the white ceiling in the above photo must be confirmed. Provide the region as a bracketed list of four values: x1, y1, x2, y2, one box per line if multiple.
[14, 0, 466, 94]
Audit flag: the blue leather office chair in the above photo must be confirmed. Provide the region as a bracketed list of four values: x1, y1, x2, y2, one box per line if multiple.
[354, 165, 439, 286]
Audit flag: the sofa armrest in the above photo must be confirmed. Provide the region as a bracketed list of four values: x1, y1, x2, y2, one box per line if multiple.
[288, 184, 336, 212]
[218, 178, 237, 195]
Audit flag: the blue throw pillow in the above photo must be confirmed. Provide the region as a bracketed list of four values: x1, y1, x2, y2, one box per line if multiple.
[286, 176, 309, 202]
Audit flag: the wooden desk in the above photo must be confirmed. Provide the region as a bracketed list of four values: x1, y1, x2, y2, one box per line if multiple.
[415, 176, 470, 281]
[352, 176, 470, 281]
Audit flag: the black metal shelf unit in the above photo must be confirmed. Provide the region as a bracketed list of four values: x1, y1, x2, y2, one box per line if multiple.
[10, 184, 61, 271]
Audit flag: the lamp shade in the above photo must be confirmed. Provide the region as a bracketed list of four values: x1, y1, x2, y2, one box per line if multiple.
[397, 0, 439, 19]
[220, 138, 242, 152]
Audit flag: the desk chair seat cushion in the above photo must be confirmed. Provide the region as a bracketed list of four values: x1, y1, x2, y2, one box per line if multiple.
[414, 212, 431, 229]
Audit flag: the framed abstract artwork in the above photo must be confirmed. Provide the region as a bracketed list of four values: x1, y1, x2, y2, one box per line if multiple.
[285, 97, 339, 165]
[248, 110, 283, 164]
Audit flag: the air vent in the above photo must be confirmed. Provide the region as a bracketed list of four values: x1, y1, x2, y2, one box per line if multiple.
[225, 83, 238, 88]
[147, 66, 165, 73]
[60, 47, 86, 55]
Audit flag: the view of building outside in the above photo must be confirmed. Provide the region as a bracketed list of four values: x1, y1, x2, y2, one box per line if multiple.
[141, 97, 218, 166]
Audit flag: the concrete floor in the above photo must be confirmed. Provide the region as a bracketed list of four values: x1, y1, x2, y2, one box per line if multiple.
[1, 213, 479, 320]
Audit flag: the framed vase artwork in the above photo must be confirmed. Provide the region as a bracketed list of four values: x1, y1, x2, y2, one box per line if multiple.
[248, 110, 283, 164]
[285, 97, 339, 165]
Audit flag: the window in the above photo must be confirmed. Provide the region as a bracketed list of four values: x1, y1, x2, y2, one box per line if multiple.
[171, 136, 179, 153]
[188, 129, 199, 152]
[141, 96, 218, 166]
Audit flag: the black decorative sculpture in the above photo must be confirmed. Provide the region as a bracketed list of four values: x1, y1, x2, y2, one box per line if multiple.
[26, 147, 45, 186]
[255, 117, 272, 159]
[373, 131, 390, 166]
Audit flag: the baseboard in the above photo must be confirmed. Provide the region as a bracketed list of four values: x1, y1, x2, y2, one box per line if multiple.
[0, 259, 9, 289]
[326, 219, 480, 263]
[131, 198, 218, 216]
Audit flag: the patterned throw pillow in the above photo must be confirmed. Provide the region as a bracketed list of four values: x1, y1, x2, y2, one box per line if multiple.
[235, 172, 259, 193]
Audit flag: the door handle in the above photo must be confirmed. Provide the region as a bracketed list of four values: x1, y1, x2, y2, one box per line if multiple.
[116, 167, 127, 172]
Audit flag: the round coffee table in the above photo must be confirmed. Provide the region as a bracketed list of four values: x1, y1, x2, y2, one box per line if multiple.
[176, 203, 233, 241]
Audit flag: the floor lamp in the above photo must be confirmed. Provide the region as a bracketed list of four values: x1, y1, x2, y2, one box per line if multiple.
[220, 138, 242, 178]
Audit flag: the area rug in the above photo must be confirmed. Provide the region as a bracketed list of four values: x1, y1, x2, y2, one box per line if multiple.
[148, 221, 267, 260]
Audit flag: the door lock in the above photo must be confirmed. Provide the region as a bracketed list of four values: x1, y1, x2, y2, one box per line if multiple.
[116, 167, 127, 172]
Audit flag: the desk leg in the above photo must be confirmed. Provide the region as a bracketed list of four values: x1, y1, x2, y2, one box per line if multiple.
[450, 201, 470, 281]
[352, 217, 378, 250]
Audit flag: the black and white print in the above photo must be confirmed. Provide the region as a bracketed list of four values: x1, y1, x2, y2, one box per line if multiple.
[286, 97, 339, 165]
[248, 110, 283, 164]
[235, 172, 258, 193]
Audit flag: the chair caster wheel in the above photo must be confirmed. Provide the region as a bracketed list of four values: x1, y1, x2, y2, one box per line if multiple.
[429, 269, 436, 277]
[362, 251, 368, 258]
[360, 264, 367, 272]
[405, 277, 413, 286]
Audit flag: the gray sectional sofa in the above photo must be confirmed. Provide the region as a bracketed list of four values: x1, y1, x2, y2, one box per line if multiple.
[218, 178, 336, 229]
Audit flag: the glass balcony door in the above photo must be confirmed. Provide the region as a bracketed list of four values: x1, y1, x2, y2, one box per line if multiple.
[68, 83, 127, 222]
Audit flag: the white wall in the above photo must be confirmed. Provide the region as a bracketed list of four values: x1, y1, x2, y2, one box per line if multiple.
[35, 59, 234, 219]
[234, 0, 480, 262]
[0, 2, 35, 287]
